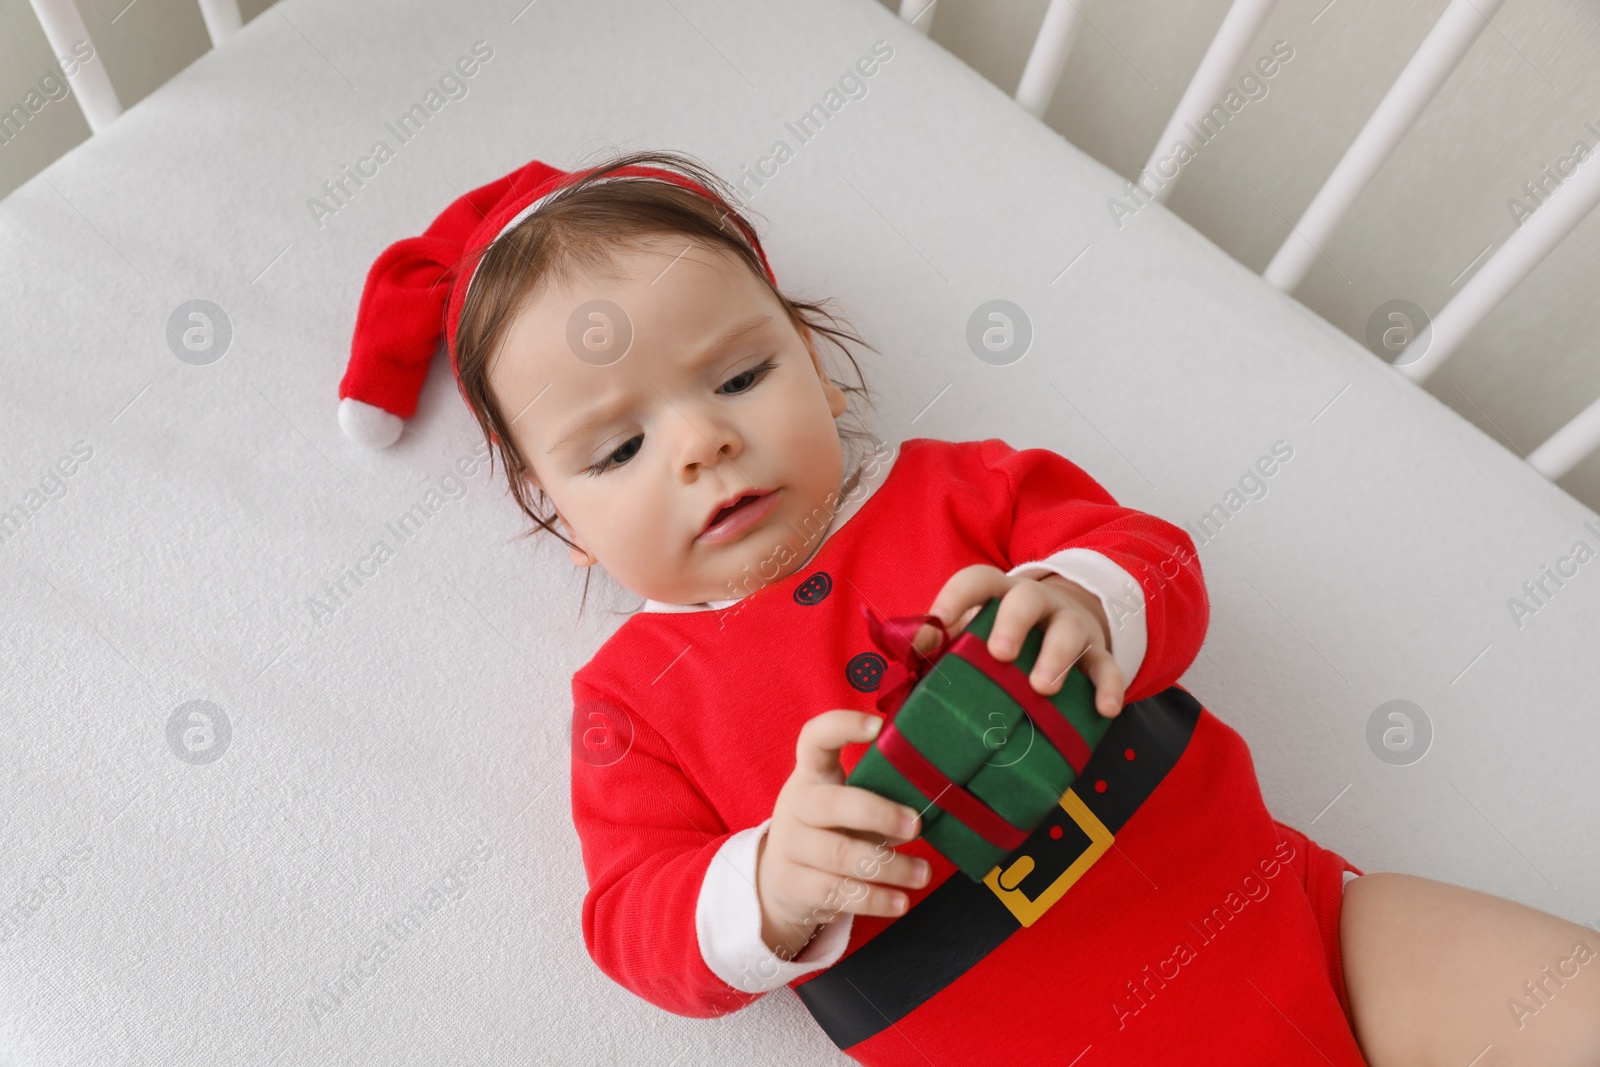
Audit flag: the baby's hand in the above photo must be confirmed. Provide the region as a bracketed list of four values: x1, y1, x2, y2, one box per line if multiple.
[917, 564, 1127, 718]
[756, 711, 929, 960]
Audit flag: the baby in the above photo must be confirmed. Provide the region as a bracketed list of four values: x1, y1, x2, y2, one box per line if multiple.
[340, 148, 1600, 1066]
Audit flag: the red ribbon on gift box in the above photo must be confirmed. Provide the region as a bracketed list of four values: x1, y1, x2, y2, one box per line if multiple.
[859, 603, 1095, 852]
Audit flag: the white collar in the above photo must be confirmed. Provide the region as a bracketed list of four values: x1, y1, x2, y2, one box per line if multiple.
[640, 439, 901, 614]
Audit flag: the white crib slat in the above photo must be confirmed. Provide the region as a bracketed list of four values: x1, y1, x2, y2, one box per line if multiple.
[1142, 0, 1279, 205]
[1529, 392, 1600, 480]
[197, 0, 244, 46]
[1398, 153, 1600, 384]
[25, 0, 121, 133]
[898, 0, 935, 35]
[1014, 0, 1087, 118]
[1264, 0, 1505, 292]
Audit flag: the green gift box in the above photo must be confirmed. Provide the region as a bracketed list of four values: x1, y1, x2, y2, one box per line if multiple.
[846, 595, 1111, 881]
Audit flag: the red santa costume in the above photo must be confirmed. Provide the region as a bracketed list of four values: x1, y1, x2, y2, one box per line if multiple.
[335, 156, 1369, 1066]
[567, 435, 1368, 1065]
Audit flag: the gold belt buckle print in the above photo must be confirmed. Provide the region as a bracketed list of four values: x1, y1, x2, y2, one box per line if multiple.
[982, 788, 1114, 927]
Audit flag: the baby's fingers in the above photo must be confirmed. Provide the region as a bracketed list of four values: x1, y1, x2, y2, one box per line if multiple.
[1081, 647, 1127, 717]
[794, 710, 884, 783]
[798, 781, 922, 844]
[925, 565, 1009, 634]
[787, 859, 918, 920]
[1027, 615, 1094, 696]
[791, 827, 931, 895]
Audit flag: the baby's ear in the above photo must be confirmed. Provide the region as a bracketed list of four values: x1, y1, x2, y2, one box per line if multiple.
[550, 506, 596, 567]
[512, 455, 545, 494]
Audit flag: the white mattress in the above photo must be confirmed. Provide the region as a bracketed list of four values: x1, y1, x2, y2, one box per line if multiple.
[2, 0, 1597, 1063]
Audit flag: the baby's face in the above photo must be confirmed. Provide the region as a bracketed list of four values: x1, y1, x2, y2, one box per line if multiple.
[489, 234, 850, 605]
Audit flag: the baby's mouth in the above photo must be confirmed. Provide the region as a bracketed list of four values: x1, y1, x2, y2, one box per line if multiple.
[711, 496, 758, 525]
[698, 488, 780, 543]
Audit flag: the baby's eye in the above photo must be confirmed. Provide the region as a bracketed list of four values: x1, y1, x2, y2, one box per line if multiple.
[717, 357, 778, 395]
[587, 434, 642, 476]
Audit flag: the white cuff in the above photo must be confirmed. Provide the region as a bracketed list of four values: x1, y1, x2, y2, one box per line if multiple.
[695, 818, 854, 994]
[1007, 548, 1147, 688]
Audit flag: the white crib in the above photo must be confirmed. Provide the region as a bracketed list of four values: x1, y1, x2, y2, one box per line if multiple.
[1, 0, 1597, 1064]
[21, 0, 1600, 474]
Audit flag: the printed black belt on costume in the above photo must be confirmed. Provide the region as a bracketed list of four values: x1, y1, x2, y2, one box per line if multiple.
[794, 684, 1202, 1052]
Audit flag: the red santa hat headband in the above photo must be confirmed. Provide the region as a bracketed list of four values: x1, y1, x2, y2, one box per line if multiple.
[337, 156, 777, 448]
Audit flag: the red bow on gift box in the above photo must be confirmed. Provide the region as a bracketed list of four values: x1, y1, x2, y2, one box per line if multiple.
[860, 607, 952, 717]
[856, 604, 1095, 851]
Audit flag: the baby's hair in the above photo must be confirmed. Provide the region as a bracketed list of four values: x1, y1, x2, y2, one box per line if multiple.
[451, 147, 878, 617]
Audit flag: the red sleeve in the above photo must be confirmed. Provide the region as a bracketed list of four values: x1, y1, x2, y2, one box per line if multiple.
[977, 437, 1210, 703]
[570, 676, 762, 1018]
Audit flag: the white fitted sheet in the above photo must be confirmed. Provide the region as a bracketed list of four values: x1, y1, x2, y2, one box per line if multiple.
[2, 0, 1597, 1063]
